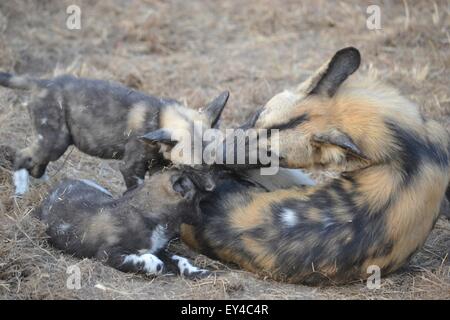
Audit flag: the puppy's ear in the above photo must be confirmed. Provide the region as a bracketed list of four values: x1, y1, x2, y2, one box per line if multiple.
[202, 91, 229, 128]
[185, 167, 216, 192]
[170, 174, 197, 200]
[139, 129, 178, 146]
[170, 167, 217, 200]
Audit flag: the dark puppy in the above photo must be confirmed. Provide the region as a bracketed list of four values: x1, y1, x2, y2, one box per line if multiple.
[36, 166, 216, 278]
[0, 72, 228, 195]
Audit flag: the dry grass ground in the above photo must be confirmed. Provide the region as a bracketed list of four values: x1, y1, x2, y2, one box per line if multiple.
[0, 0, 449, 300]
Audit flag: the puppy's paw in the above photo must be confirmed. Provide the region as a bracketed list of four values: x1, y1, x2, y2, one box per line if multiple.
[184, 269, 211, 280]
[171, 255, 211, 280]
[13, 169, 29, 196]
[123, 253, 164, 275]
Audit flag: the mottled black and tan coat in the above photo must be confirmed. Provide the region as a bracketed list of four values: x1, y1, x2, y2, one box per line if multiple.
[169, 48, 450, 285]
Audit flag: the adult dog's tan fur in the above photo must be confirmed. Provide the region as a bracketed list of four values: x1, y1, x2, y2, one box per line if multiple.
[178, 48, 450, 285]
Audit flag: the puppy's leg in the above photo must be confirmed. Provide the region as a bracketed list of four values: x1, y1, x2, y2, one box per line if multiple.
[120, 253, 164, 275]
[120, 159, 147, 190]
[14, 142, 60, 195]
[13, 97, 71, 195]
[13, 155, 49, 195]
[170, 254, 211, 279]
[13, 168, 29, 195]
[99, 247, 164, 275]
[156, 251, 211, 279]
[13, 145, 36, 195]
[120, 139, 160, 190]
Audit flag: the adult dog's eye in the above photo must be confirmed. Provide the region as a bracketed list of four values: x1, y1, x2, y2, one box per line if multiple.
[267, 113, 309, 131]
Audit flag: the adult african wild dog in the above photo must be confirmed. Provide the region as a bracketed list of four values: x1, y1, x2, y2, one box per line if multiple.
[0, 71, 228, 195]
[37, 166, 216, 278]
[150, 47, 450, 284]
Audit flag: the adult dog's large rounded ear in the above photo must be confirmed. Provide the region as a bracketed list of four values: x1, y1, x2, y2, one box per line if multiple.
[139, 129, 178, 146]
[202, 91, 229, 128]
[297, 47, 361, 97]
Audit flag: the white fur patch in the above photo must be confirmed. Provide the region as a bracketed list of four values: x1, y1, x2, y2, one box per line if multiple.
[279, 168, 316, 186]
[323, 217, 335, 229]
[281, 208, 298, 227]
[56, 222, 71, 235]
[80, 179, 113, 197]
[14, 169, 29, 195]
[40, 118, 48, 125]
[171, 255, 209, 277]
[149, 225, 168, 253]
[123, 253, 164, 275]
[243, 168, 315, 191]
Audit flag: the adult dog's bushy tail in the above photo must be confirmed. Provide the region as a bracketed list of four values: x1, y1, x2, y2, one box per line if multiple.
[0, 72, 46, 90]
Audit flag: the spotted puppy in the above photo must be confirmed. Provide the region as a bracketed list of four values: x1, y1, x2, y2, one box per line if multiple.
[36, 166, 216, 278]
[0, 71, 228, 195]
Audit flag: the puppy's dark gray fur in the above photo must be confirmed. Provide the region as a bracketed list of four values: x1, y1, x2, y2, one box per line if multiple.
[0, 72, 228, 192]
[36, 166, 216, 278]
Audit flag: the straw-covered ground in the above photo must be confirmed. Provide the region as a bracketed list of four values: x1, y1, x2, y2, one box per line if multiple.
[0, 0, 449, 299]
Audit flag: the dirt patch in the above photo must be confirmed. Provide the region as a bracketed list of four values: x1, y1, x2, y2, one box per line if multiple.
[0, 0, 449, 299]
